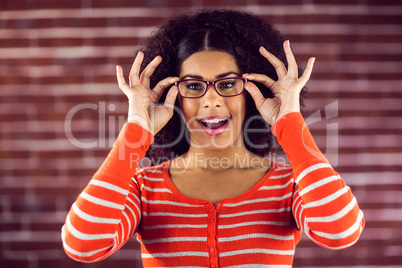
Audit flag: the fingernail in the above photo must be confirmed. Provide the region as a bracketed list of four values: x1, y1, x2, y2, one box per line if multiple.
[260, 46, 267, 51]
[287, 40, 290, 46]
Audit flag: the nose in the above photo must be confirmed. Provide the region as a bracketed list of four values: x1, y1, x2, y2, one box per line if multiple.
[201, 84, 223, 108]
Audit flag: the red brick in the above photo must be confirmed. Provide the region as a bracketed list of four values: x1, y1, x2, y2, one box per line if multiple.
[312, 0, 400, 5]
[0, 2, 401, 267]
[90, 0, 192, 8]
[262, 14, 402, 25]
[0, 259, 30, 268]
[256, 0, 304, 5]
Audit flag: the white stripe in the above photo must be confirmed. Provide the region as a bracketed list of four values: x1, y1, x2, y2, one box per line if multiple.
[153, 267, 205, 268]
[128, 189, 141, 204]
[218, 221, 289, 229]
[142, 236, 207, 244]
[224, 265, 291, 268]
[126, 195, 140, 230]
[123, 205, 136, 239]
[292, 190, 301, 212]
[66, 216, 115, 240]
[62, 240, 113, 258]
[313, 210, 364, 240]
[269, 171, 293, 179]
[219, 233, 294, 242]
[72, 203, 120, 224]
[303, 210, 309, 232]
[80, 192, 124, 210]
[275, 166, 293, 171]
[141, 197, 204, 207]
[223, 193, 292, 207]
[307, 197, 357, 223]
[119, 219, 125, 242]
[142, 175, 164, 181]
[300, 175, 341, 196]
[142, 185, 172, 193]
[220, 207, 291, 218]
[143, 212, 208, 217]
[294, 199, 303, 230]
[142, 224, 208, 230]
[258, 178, 294, 191]
[296, 163, 332, 184]
[141, 251, 209, 258]
[131, 177, 139, 185]
[305, 224, 363, 250]
[145, 169, 163, 174]
[303, 186, 350, 209]
[219, 248, 294, 257]
[113, 236, 120, 249]
[89, 180, 128, 195]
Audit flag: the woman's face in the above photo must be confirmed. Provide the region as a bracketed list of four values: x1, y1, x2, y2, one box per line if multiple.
[178, 50, 247, 150]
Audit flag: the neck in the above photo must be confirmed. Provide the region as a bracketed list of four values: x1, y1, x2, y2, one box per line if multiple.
[172, 139, 269, 172]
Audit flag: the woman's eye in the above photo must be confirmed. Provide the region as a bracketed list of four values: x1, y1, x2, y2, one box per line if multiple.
[186, 83, 204, 91]
[218, 81, 236, 89]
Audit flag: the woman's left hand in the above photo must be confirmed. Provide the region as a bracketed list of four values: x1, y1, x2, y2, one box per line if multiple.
[243, 40, 315, 126]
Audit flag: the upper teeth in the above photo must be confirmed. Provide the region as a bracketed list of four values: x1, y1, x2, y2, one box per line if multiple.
[202, 118, 228, 124]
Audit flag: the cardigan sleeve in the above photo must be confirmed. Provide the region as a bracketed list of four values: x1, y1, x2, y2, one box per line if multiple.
[61, 123, 153, 262]
[271, 112, 365, 249]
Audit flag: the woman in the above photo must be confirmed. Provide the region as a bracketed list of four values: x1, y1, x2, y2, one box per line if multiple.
[62, 9, 364, 267]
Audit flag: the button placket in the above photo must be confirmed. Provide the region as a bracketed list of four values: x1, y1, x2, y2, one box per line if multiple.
[207, 205, 219, 267]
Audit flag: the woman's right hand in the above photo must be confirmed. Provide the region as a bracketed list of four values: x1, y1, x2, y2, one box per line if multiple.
[116, 52, 180, 135]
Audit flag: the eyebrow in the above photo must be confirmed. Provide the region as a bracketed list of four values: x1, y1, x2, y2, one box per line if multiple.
[181, 71, 241, 80]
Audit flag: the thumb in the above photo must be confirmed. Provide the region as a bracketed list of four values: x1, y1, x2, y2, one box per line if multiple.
[163, 85, 179, 113]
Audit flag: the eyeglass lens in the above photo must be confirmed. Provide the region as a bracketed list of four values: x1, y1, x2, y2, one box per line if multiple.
[178, 78, 244, 98]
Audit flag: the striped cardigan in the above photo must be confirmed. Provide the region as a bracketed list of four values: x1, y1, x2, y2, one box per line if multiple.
[62, 112, 365, 267]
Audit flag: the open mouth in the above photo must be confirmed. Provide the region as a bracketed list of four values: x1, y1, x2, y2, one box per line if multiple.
[198, 116, 230, 136]
[201, 117, 229, 129]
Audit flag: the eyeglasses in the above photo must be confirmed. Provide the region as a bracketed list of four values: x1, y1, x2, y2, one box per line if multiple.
[174, 77, 247, 98]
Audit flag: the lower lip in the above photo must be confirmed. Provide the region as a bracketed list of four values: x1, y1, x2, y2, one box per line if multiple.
[200, 120, 230, 136]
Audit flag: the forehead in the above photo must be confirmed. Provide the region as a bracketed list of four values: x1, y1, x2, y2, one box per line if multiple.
[180, 51, 240, 78]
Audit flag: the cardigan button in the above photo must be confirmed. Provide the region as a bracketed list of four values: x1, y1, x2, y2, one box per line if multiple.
[209, 247, 215, 253]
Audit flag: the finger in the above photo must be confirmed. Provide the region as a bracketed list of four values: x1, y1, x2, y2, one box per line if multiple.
[243, 73, 276, 89]
[140, 55, 162, 89]
[163, 85, 179, 111]
[116, 65, 129, 93]
[259, 46, 287, 78]
[284, 40, 298, 78]
[153, 77, 180, 102]
[244, 81, 266, 110]
[129, 51, 144, 87]
[298, 57, 316, 87]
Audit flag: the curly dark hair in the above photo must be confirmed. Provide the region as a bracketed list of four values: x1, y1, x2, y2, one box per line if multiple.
[137, 8, 307, 163]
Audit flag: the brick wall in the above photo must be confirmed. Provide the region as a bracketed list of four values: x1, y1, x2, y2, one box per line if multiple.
[1, 0, 401, 267]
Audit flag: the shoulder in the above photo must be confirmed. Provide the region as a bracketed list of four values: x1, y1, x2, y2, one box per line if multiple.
[270, 162, 294, 177]
[263, 162, 295, 186]
[133, 161, 168, 186]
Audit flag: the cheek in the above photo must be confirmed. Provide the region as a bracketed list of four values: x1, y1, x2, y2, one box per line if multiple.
[180, 98, 198, 123]
[228, 96, 247, 122]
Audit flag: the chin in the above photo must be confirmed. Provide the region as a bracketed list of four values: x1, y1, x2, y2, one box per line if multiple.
[189, 131, 243, 151]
